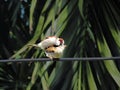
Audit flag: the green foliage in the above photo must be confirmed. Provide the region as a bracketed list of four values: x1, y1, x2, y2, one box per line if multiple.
[0, 0, 120, 90]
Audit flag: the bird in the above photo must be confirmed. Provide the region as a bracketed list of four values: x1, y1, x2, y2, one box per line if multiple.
[29, 36, 66, 59]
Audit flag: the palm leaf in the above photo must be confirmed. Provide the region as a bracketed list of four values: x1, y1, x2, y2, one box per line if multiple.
[0, 0, 120, 90]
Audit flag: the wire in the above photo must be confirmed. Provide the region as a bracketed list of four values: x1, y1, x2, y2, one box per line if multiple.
[0, 57, 120, 63]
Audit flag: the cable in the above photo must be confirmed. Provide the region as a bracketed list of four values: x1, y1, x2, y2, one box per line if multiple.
[0, 57, 120, 63]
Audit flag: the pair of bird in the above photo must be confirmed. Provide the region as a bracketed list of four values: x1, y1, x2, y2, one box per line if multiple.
[31, 36, 66, 59]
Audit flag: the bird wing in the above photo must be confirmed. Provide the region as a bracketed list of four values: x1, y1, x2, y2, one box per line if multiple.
[38, 36, 60, 49]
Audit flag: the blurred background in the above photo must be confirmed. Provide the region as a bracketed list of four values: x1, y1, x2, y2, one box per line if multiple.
[0, 0, 120, 90]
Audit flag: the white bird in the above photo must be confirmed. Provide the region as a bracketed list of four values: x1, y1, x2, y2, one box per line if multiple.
[29, 36, 66, 59]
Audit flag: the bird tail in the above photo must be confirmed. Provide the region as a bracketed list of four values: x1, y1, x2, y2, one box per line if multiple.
[28, 44, 40, 48]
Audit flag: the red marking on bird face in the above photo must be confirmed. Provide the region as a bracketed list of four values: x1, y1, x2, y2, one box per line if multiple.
[59, 38, 64, 45]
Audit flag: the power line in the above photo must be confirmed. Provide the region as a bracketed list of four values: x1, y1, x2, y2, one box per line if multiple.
[0, 57, 120, 63]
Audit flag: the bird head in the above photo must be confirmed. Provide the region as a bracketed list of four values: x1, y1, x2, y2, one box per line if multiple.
[58, 38, 64, 45]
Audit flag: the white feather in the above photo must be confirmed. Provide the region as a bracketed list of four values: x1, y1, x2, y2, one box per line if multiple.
[37, 37, 60, 49]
